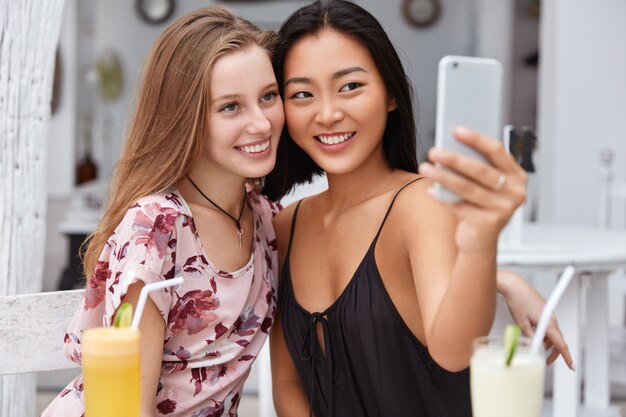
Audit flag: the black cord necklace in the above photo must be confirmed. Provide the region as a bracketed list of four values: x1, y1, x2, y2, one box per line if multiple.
[187, 176, 247, 249]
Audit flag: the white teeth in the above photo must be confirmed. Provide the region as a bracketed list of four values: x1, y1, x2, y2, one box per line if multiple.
[316, 132, 354, 145]
[239, 140, 269, 154]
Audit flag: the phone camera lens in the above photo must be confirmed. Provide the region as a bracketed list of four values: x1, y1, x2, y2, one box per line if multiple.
[452, 62, 458, 69]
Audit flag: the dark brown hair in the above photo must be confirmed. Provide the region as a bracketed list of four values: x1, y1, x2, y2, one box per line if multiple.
[263, 0, 418, 200]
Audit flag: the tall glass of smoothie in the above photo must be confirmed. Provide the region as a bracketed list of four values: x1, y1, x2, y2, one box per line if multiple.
[82, 326, 141, 417]
[470, 335, 545, 417]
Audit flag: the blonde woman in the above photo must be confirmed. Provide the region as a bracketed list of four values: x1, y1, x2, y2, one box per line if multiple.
[42, 7, 283, 417]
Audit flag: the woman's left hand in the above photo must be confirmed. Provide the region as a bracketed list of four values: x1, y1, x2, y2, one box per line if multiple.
[498, 270, 575, 370]
[419, 127, 527, 253]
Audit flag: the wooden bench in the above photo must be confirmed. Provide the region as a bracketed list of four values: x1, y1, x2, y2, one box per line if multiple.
[0, 289, 83, 375]
[0, 289, 280, 416]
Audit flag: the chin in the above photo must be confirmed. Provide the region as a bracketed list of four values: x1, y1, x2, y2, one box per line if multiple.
[313, 157, 363, 176]
[240, 159, 277, 180]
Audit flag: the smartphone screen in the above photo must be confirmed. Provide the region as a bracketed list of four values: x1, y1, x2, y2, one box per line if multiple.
[433, 55, 503, 202]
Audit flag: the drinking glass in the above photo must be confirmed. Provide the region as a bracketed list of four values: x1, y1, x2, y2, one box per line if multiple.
[470, 335, 545, 417]
[82, 327, 141, 417]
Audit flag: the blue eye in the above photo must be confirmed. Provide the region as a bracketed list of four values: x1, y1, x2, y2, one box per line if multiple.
[340, 82, 361, 92]
[291, 91, 313, 99]
[261, 91, 277, 103]
[220, 103, 239, 113]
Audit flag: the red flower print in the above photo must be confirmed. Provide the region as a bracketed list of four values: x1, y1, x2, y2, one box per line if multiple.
[67, 348, 81, 365]
[182, 215, 198, 236]
[84, 261, 110, 309]
[190, 400, 224, 417]
[228, 393, 241, 417]
[132, 204, 178, 258]
[215, 322, 228, 339]
[191, 367, 208, 396]
[205, 351, 221, 359]
[162, 361, 188, 374]
[264, 248, 273, 271]
[169, 290, 220, 335]
[164, 265, 176, 279]
[108, 271, 122, 295]
[261, 316, 273, 334]
[230, 306, 260, 337]
[116, 241, 129, 261]
[183, 255, 208, 275]
[157, 398, 177, 414]
[165, 192, 183, 208]
[150, 212, 178, 254]
[208, 364, 229, 386]
[173, 346, 191, 361]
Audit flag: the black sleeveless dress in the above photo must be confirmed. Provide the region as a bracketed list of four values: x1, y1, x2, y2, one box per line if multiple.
[279, 179, 472, 417]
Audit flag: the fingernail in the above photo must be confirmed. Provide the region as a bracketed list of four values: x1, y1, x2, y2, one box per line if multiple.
[429, 148, 444, 159]
[419, 163, 434, 175]
[454, 126, 471, 137]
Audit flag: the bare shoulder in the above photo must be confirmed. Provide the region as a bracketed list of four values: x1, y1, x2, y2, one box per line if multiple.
[393, 177, 457, 243]
[273, 201, 301, 267]
[273, 201, 299, 239]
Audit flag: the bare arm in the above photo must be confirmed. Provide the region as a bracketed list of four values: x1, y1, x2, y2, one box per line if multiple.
[117, 282, 165, 417]
[497, 270, 574, 370]
[271, 204, 313, 416]
[402, 180, 497, 371]
[270, 312, 312, 416]
[408, 128, 527, 371]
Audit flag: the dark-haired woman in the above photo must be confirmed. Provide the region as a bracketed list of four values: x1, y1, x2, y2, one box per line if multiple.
[264, 1, 571, 416]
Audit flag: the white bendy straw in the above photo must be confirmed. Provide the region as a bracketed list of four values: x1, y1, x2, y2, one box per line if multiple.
[131, 277, 184, 330]
[530, 266, 576, 356]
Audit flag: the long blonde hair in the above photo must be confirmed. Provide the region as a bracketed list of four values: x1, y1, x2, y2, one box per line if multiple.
[82, 7, 276, 279]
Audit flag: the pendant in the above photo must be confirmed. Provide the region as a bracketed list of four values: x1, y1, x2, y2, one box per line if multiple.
[237, 228, 244, 249]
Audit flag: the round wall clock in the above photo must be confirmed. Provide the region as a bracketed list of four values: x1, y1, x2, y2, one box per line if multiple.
[403, 0, 441, 29]
[136, 0, 175, 25]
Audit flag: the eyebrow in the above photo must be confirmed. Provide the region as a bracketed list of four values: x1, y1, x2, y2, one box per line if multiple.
[284, 66, 367, 87]
[212, 82, 278, 102]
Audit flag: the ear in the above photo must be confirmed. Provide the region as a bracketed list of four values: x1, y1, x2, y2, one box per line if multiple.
[387, 96, 398, 112]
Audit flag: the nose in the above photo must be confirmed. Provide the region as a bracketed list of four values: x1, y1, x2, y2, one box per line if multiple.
[315, 96, 344, 126]
[246, 106, 272, 135]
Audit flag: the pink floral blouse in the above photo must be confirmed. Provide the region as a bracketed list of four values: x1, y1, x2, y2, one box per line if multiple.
[41, 189, 279, 417]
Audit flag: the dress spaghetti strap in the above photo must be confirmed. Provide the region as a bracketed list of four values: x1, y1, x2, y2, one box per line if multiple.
[285, 200, 304, 260]
[372, 177, 423, 242]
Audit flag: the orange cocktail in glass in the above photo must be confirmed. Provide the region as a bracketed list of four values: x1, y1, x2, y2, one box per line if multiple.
[82, 327, 140, 417]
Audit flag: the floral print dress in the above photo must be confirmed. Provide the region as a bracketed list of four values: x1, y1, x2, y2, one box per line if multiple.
[41, 188, 279, 417]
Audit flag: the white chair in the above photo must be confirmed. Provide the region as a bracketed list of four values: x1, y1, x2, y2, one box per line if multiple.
[0, 290, 82, 416]
[598, 149, 626, 386]
[599, 149, 626, 233]
[599, 149, 626, 326]
[0, 289, 83, 376]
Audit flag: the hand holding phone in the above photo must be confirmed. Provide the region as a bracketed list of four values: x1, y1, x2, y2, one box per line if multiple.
[433, 56, 503, 202]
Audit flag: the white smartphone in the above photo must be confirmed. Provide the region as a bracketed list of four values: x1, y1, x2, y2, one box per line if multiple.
[433, 55, 503, 202]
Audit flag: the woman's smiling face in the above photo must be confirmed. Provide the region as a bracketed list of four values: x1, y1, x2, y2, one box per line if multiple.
[202, 45, 284, 181]
[282, 28, 397, 175]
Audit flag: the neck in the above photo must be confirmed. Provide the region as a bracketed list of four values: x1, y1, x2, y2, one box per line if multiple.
[324, 145, 395, 210]
[178, 168, 247, 214]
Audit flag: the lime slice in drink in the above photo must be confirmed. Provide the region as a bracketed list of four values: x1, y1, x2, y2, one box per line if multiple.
[114, 303, 133, 328]
[504, 323, 521, 366]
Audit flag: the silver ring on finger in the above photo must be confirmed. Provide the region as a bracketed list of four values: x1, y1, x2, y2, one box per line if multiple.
[493, 174, 507, 191]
